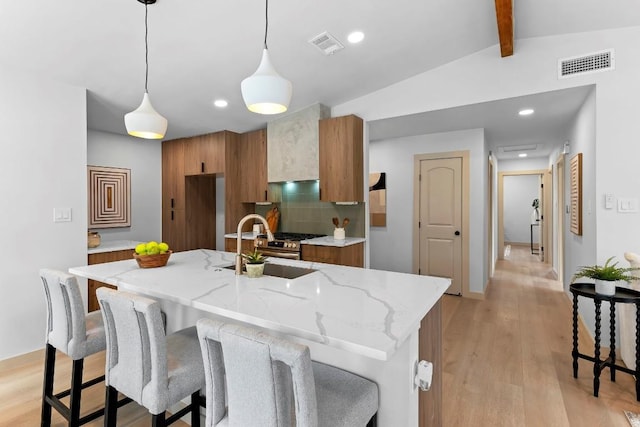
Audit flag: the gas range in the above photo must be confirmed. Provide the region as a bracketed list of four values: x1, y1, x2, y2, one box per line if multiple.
[255, 232, 326, 257]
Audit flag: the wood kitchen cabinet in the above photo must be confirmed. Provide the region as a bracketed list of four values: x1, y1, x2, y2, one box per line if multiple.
[319, 115, 364, 202]
[224, 238, 256, 253]
[184, 132, 225, 176]
[237, 129, 268, 202]
[301, 242, 364, 267]
[87, 249, 133, 312]
[162, 208, 186, 252]
[162, 138, 185, 210]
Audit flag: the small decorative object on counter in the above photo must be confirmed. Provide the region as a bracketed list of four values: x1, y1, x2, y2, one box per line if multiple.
[241, 248, 268, 278]
[88, 231, 101, 248]
[572, 256, 640, 296]
[133, 240, 172, 268]
[332, 217, 349, 240]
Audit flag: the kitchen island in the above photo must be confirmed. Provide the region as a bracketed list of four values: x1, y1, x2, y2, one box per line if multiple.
[70, 249, 449, 426]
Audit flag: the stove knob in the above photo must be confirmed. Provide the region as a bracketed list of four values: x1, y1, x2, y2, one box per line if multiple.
[291, 243, 297, 249]
[256, 240, 262, 246]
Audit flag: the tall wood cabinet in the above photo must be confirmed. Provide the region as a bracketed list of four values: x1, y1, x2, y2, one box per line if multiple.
[162, 139, 186, 251]
[184, 132, 226, 176]
[318, 115, 364, 202]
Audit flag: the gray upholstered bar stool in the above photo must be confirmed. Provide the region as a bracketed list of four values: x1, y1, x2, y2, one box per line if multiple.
[96, 287, 205, 427]
[196, 318, 379, 427]
[39, 268, 129, 426]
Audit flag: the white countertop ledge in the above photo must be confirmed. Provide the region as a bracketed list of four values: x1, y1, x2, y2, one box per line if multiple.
[301, 236, 365, 247]
[88, 240, 144, 254]
[70, 249, 449, 361]
[224, 232, 258, 240]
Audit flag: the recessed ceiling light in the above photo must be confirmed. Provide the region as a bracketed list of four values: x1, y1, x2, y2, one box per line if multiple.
[519, 153, 528, 158]
[518, 108, 534, 116]
[347, 31, 365, 44]
[214, 99, 228, 108]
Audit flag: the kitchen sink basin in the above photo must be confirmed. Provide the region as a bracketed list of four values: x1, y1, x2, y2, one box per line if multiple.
[224, 263, 316, 279]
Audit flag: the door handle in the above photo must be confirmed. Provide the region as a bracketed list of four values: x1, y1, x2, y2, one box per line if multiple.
[455, 231, 460, 236]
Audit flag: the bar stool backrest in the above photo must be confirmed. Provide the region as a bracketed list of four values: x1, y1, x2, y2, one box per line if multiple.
[40, 268, 88, 360]
[97, 287, 169, 413]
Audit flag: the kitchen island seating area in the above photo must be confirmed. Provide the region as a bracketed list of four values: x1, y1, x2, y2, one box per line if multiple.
[196, 318, 379, 426]
[95, 287, 205, 427]
[39, 269, 131, 427]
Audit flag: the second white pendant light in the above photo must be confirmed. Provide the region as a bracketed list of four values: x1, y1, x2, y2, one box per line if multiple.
[241, 0, 292, 115]
[125, 0, 167, 139]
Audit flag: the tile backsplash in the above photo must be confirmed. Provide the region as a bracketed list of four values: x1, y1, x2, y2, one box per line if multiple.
[255, 181, 365, 237]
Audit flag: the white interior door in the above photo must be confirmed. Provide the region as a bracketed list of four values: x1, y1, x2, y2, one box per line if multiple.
[418, 157, 462, 295]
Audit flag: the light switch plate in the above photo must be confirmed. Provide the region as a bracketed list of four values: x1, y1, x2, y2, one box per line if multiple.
[618, 198, 639, 213]
[605, 193, 614, 209]
[53, 207, 72, 222]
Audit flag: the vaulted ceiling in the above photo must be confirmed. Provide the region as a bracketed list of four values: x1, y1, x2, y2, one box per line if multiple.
[1, 0, 638, 149]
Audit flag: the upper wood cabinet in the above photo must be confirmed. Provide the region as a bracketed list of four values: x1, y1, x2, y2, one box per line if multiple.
[319, 115, 364, 202]
[237, 129, 268, 202]
[162, 139, 185, 210]
[184, 132, 225, 176]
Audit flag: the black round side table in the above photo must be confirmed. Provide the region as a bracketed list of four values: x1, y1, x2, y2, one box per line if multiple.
[570, 282, 640, 400]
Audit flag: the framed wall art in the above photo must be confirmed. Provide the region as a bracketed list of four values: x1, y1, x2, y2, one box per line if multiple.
[88, 165, 131, 228]
[570, 153, 582, 235]
[369, 172, 387, 227]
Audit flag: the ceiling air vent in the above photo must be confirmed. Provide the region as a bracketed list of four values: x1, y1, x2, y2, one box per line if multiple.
[308, 31, 344, 55]
[558, 49, 614, 79]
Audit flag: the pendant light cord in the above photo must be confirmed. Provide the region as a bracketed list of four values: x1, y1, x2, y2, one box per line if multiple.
[144, 1, 149, 93]
[264, 0, 268, 49]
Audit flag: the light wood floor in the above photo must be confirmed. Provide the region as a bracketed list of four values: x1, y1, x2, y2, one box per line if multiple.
[2, 246, 639, 426]
[442, 246, 640, 426]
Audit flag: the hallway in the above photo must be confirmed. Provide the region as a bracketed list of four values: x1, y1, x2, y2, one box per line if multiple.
[442, 245, 640, 426]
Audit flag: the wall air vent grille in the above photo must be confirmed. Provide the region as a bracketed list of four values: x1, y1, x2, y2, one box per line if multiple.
[558, 49, 614, 79]
[308, 31, 344, 55]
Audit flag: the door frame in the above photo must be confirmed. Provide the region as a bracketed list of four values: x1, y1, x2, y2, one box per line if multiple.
[555, 155, 565, 280]
[497, 169, 547, 260]
[412, 150, 470, 298]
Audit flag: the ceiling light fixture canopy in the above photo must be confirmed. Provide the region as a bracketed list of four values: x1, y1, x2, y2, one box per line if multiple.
[241, 0, 292, 115]
[125, 0, 168, 139]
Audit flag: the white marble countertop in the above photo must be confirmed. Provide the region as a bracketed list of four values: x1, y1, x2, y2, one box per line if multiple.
[223, 232, 258, 240]
[301, 236, 366, 247]
[70, 249, 448, 361]
[88, 240, 144, 255]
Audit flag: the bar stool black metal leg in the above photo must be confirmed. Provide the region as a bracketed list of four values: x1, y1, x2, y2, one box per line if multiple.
[104, 385, 118, 427]
[41, 343, 56, 427]
[610, 302, 617, 382]
[572, 293, 579, 378]
[191, 392, 201, 427]
[594, 300, 602, 397]
[152, 412, 166, 427]
[69, 358, 84, 426]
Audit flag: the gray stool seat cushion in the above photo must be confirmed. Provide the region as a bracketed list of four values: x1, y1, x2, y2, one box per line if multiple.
[312, 361, 379, 426]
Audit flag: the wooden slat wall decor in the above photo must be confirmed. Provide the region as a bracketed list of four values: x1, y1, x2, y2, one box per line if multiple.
[570, 153, 582, 235]
[88, 165, 130, 228]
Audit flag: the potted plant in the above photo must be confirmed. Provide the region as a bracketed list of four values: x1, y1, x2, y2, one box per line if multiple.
[572, 256, 640, 295]
[241, 248, 268, 278]
[531, 198, 540, 223]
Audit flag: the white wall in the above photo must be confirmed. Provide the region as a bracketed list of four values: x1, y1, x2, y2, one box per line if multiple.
[503, 175, 539, 244]
[0, 66, 87, 360]
[87, 130, 161, 243]
[335, 26, 640, 304]
[369, 128, 487, 294]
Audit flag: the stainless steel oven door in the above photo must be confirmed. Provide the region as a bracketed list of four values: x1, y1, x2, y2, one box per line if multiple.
[257, 248, 301, 260]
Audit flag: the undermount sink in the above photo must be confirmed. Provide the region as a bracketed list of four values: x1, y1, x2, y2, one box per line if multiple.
[224, 263, 316, 279]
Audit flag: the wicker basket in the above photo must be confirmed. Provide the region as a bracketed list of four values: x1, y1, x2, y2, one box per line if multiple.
[133, 251, 172, 268]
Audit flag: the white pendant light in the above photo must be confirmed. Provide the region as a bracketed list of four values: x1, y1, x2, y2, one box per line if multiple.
[125, 0, 167, 139]
[241, 0, 292, 115]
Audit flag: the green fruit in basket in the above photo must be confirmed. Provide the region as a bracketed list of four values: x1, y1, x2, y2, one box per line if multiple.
[147, 246, 160, 255]
[135, 243, 147, 255]
[158, 242, 169, 252]
[146, 241, 158, 251]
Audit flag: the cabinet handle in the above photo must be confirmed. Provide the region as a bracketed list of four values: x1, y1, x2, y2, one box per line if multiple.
[319, 188, 322, 200]
[265, 190, 268, 201]
[201, 162, 205, 173]
[171, 198, 174, 208]
[171, 211, 174, 221]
